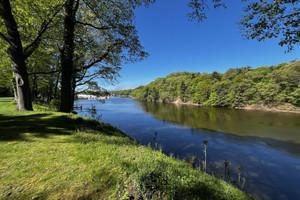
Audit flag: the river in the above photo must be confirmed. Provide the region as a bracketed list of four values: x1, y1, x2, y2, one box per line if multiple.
[75, 97, 300, 200]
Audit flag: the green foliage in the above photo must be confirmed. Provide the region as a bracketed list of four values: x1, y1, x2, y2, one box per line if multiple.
[49, 99, 60, 111]
[291, 86, 300, 107]
[240, 0, 300, 51]
[0, 47, 12, 89]
[121, 61, 300, 110]
[188, 0, 299, 51]
[112, 89, 134, 96]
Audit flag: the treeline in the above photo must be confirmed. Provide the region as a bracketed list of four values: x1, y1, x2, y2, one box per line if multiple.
[115, 61, 300, 110]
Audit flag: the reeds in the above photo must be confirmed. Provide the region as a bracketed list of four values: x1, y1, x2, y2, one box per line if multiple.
[203, 140, 208, 173]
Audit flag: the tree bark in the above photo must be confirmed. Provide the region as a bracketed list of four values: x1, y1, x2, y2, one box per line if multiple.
[12, 78, 17, 103]
[0, 0, 32, 111]
[60, 0, 79, 112]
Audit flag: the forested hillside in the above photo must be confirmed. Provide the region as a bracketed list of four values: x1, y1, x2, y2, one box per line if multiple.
[116, 61, 300, 110]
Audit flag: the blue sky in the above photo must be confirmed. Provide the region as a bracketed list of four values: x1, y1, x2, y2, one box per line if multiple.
[106, 0, 299, 90]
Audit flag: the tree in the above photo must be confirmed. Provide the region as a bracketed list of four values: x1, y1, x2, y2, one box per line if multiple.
[0, 0, 33, 110]
[0, 0, 61, 110]
[59, 0, 79, 113]
[59, 0, 155, 112]
[180, 81, 186, 101]
[150, 87, 159, 102]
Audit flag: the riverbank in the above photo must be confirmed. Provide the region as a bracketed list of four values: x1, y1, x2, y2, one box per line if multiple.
[0, 97, 252, 199]
[128, 96, 300, 114]
[169, 99, 300, 114]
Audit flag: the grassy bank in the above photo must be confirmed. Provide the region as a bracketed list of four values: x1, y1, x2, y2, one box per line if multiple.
[0, 97, 252, 199]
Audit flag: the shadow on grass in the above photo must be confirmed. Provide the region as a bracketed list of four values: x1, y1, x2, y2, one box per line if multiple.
[0, 113, 76, 141]
[0, 113, 129, 143]
[0, 99, 14, 103]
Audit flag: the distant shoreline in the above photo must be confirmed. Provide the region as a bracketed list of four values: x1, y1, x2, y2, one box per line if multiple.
[169, 99, 300, 114]
[124, 96, 300, 114]
[76, 94, 110, 100]
[234, 105, 300, 114]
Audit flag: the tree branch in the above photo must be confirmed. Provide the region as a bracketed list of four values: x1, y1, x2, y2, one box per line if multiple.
[76, 20, 111, 30]
[75, 71, 99, 83]
[76, 75, 97, 87]
[23, 6, 62, 59]
[74, 69, 88, 83]
[0, 31, 12, 45]
[28, 70, 59, 75]
[73, 0, 80, 12]
[76, 51, 110, 72]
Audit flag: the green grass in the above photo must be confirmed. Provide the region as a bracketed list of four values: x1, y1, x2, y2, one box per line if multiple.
[0, 97, 253, 199]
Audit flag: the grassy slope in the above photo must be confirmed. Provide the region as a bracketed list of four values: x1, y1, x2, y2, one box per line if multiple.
[0, 97, 252, 200]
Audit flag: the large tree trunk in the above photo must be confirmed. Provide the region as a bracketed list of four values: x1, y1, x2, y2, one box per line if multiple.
[0, 0, 32, 111]
[13, 65, 32, 111]
[60, 0, 78, 112]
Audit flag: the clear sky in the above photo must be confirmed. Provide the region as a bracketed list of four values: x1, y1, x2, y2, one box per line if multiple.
[106, 0, 299, 91]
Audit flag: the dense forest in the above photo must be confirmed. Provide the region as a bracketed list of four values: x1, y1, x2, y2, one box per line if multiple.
[115, 61, 300, 111]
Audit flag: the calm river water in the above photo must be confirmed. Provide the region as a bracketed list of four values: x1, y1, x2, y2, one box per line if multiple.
[75, 97, 300, 200]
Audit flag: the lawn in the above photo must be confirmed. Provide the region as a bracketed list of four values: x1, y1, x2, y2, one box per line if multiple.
[0, 97, 253, 199]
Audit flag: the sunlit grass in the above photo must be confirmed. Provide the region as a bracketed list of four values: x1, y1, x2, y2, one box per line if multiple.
[0, 97, 253, 199]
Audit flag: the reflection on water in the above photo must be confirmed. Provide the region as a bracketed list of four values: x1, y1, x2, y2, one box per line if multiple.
[138, 101, 300, 144]
[75, 97, 300, 200]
